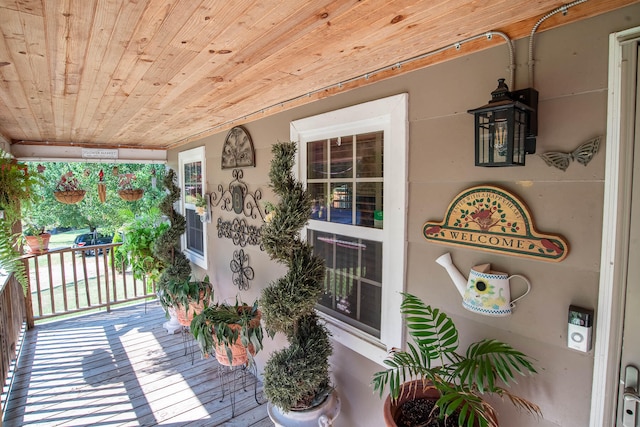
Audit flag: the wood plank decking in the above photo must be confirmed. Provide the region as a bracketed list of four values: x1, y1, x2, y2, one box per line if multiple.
[2, 302, 271, 426]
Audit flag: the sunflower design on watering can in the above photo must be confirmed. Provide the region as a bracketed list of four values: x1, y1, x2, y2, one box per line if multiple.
[436, 252, 531, 316]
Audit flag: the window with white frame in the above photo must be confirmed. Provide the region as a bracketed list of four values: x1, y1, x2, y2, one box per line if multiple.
[291, 94, 408, 365]
[178, 146, 207, 269]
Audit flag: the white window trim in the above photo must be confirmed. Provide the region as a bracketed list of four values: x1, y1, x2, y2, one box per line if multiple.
[178, 146, 207, 269]
[290, 93, 408, 365]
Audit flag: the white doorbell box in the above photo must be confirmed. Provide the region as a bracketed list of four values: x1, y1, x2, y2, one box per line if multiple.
[568, 305, 593, 352]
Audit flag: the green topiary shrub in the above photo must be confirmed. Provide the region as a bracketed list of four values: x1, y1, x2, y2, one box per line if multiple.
[260, 141, 333, 411]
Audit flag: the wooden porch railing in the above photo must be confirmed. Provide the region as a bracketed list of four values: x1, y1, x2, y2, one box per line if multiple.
[21, 243, 157, 328]
[0, 272, 26, 418]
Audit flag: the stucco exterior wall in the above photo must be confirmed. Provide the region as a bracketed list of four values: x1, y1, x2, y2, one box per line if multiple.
[167, 5, 640, 426]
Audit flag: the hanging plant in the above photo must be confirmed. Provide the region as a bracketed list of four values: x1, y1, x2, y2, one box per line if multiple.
[0, 149, 44, 290]
[118, 173, 144, 201]
[53, 171, 85, 204]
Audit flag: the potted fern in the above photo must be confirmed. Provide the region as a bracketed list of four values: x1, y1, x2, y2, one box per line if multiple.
[372, 293, 541, 427]
[0, 149, 43, 289]
[190, 297, 263, 366]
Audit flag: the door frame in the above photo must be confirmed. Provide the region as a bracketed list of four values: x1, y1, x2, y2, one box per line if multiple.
[590, 25, 640, 427]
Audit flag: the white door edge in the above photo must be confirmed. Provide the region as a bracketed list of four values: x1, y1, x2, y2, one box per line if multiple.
[590, 25, 640, 427]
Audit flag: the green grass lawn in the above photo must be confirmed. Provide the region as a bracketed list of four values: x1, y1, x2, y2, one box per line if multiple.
[48, 228, 89, 249]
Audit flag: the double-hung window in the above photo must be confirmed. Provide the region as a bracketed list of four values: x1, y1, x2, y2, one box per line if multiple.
[291, 94, 408, 364]
[178, 146, 207, 269]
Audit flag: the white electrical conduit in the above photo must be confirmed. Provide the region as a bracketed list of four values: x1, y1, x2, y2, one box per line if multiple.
[528, 0, 589, 88]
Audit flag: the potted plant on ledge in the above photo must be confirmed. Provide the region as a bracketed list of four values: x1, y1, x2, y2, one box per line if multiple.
[190, 297, 263, 366]
[260, 142, 339, 426]
[372, 293, 541, 427]
[22, 223, 51, 254]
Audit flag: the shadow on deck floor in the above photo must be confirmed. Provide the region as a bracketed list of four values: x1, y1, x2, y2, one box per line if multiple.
[2, 302, 271, 427]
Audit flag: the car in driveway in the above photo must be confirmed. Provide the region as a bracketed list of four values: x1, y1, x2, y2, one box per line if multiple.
[73, 231, 113, 255]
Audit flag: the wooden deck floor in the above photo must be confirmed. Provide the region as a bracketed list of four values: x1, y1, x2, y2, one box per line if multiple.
[2, 302, 271, 427]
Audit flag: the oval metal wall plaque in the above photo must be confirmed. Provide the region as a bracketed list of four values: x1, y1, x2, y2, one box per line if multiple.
[423, 185, 569, 262]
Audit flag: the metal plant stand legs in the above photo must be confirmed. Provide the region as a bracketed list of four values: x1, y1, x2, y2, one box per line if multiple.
[217, 363, 262, 417]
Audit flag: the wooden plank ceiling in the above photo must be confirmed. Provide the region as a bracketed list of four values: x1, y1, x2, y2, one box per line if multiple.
[0, 0, 637, 150]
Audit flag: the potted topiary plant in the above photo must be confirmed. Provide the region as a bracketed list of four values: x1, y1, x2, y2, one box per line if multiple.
[22, 223, 51, 254]
[190, 297, 263, 366]
[372, 292, 542, 427]
[158, 275, 213, 327]
[153, 168, 193, 333]
[260, 142, 339, 426]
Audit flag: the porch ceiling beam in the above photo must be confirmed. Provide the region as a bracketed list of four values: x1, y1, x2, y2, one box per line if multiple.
[10, 143, 166, 164]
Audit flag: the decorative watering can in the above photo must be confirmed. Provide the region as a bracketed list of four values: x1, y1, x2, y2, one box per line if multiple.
[435, 252, 531, 316]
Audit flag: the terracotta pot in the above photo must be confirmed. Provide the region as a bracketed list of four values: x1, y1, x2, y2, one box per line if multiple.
[214, 309, 261, 367]
[383, 380, 497, 427]
[175, 290, 210, 326]
[175, 299, 206, 327]
[25, 233, 51, 254]
[383, 380, 441, 427]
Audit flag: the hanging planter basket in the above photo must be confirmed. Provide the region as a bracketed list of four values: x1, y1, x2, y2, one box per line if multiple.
[118, 189, 144, 201]
[53, 190, 86, 204]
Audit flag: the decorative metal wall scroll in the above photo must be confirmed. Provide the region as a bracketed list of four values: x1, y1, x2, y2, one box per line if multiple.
[222, 126, 256, 169]
[217, 218, 263, 250]
[213, 169, 266, 250]
[423, 185, 569, 262]
[230, 249, 254, 291]
[211, 169, 266, 221]
[539, 136, 601, 171]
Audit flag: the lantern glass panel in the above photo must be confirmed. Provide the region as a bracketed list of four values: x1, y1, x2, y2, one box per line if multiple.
[513, 108, 527, 165]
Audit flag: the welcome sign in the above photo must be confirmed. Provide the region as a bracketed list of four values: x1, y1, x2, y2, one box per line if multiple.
[423, 185, 568, 262]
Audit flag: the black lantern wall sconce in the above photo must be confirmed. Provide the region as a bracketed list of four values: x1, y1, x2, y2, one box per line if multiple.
[468, 79, 538, 167]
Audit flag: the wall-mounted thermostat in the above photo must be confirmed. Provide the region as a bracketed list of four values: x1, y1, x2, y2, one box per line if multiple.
[568, 305, 593, 352]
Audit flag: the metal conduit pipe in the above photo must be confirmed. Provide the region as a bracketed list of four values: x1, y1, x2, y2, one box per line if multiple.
[528, 0, 589, 88]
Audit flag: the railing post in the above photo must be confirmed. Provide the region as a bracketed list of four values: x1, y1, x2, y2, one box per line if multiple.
[22, 259, 34, 330]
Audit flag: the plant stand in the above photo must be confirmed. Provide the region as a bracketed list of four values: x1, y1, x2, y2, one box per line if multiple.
[267, 389, 341, 427]
[163, 307, 182, 334]
[217, 363, 262, 418]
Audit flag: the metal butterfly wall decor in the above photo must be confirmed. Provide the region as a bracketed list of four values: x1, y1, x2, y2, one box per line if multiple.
[539, 136, 602, 171]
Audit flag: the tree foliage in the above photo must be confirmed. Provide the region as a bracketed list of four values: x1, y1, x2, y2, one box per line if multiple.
[23, 162, 165, 234]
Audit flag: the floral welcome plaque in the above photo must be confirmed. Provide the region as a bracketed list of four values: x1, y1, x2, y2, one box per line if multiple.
[423, 185, 568, 262]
